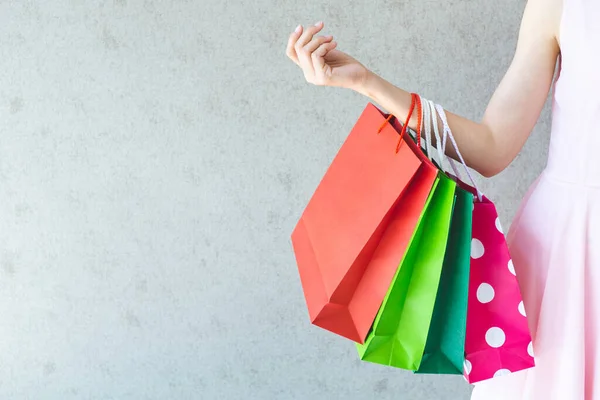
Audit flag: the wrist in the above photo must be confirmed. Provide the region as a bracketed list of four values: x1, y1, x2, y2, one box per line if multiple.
[352, 69, 384, 100]
[351, 69, 374, 95]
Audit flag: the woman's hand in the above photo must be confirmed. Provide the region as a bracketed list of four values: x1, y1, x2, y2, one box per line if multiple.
[286, 22, 369, 90]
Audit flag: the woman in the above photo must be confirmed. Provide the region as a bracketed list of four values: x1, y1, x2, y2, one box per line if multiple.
[286, 0, 599, 398]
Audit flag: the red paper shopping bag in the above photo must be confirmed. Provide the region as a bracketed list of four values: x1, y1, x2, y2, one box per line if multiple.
[292, 95, 437, 343]
[432, 103, 535, 383]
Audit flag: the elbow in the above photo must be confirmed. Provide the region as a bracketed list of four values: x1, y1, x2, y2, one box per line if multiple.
[475, 131, 509, 178]
[479, 166, 502, 178]
[478, 159, 508, 178]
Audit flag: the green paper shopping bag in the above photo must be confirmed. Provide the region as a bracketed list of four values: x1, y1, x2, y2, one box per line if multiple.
[356, 173, 456, 370]
[415, 186, 473, 374]
[411, 97, 473, 374]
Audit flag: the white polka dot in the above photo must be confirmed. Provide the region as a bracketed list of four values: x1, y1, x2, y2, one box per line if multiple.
[477, 283, 495, 303]
[464, 359, 472, 375]
[508, 259, 516, 276]
[528, 341, 534, 358]
[495, 217, 503, 233]
[518, 301, 527, 317]
[494, 369, 511, 377]
[471, 238, 485, 259]
[485, 327, 506, 348]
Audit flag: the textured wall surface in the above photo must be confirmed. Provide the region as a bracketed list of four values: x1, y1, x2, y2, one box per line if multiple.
[0, 0, 551, 399]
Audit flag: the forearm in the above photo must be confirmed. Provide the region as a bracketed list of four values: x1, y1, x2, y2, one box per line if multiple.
[355, 71, 500, 177]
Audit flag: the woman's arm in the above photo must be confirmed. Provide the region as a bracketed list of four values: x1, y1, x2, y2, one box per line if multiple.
[355, 0, 562, 177]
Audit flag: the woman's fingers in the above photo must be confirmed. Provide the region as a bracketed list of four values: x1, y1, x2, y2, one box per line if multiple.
[312, 41, 337, 84]
[300, 34, 333, 77]
[304, 35, 333, 54]
[295, 21, 324, 50]
[294, 22, 326, 72]
[286, 25, 303, 65]
[287, 21, 336, 84]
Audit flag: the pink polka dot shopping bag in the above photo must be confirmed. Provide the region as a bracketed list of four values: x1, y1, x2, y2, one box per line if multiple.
[435, 105, 536, 383]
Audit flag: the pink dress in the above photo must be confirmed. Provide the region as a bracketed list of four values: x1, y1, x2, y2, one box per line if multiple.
[471, 0, 600, 398]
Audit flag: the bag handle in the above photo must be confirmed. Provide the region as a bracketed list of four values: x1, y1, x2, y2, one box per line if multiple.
[377, 93, 423, 153]
[415, 94, 423, 149]
[422, 96, 433, 158]
[434, 103, 484, 201]
[421, 98, 447, 171]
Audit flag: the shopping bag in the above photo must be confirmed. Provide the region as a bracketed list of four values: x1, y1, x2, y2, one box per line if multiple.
[356, 173, 456, 370]
[463, 194, 535, 383]
[398, 98, 471, 375]
[415, 186, 472, 374]
[349, 161, 438, 340]
[292, 95, 435, 343]
[434, 104, 535, 383]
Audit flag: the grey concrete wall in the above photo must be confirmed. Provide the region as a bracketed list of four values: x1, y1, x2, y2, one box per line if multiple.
[0, 0, 550, 399]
